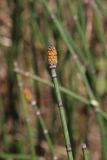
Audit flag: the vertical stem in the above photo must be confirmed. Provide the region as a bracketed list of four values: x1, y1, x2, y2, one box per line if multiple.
[49, 65, 73, 160]
[31, 101, 58, 160]
[82, 144, 89, 160]
[96, 111, 107, 160]
[56, 0, 64, 20]
[15, 67, 36, 160]
[19, 86, 36, 160]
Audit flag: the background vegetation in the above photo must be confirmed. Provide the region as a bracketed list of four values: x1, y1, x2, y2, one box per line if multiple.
[0, 0, 107, 159]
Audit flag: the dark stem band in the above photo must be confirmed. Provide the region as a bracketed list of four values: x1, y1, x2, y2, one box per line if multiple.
[66, 144, 72, 152]
[58, 101, 63, 107]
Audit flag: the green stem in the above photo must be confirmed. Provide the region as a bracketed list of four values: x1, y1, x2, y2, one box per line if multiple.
[19, 86, 36, 160]
[49, 65, 74, 160]
[15, 68, 36, 160]
[31, 101, 58, 160]
[82, 144, 89, 160]
[0, 154, 31, 159]
[96, 112, 107, 160]
[77, 0, 85, 30]
[95, 0, 107, 19]
[56, 0, 64, 20]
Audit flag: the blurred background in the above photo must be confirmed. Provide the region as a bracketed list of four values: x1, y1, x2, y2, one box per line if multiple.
[0, 0, 107, 159]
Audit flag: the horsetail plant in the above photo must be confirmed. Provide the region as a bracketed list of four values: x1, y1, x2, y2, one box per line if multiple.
[14, 63, 58, 159]
[23, 87, 58, 160]
[14, 63, 36, 160]
[48, 45, 74, 160]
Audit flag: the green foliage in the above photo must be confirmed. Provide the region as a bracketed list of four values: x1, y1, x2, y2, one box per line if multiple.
[0, 0, 107, 159]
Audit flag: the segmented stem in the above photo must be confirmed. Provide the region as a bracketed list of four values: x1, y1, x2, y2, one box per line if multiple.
[48, 46, 73, 160]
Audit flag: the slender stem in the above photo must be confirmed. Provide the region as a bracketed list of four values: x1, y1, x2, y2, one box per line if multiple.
[56, 0, 64, 20]
[15, 66, 36, 160]
[19, 86, 36, 160]
[0, 96, 4, 138]
[49, 65, 74, 160]
[82, 144, 89, 160]
[0, 154, 31, 159]
[77, 0, 85, 30]
[95, 0, 107, 19]
[96, 112, 107, 160]
[31, 100, 58, 160]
